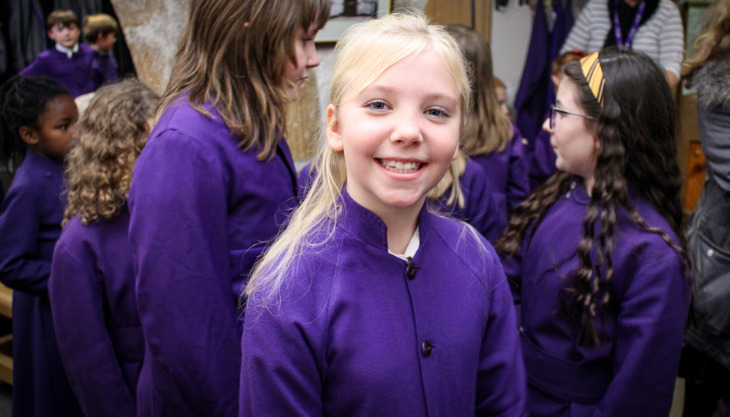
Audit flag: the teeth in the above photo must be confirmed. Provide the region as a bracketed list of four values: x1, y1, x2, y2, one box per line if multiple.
[379, 160, 420, 173]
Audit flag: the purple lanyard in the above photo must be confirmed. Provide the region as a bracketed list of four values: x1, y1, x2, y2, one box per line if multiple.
[614, 0, 646, 51]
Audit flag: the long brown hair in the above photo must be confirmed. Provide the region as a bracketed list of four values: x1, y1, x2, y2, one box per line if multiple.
[497, 49, 686, 346]
[158, 0, 330, 160]
[444, 24, 513, 156]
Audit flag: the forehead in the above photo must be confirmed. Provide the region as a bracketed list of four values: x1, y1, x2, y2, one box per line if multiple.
[40, 95, 78, 121]
[50, 22, 78, 30]
[556, 78, 580, 108]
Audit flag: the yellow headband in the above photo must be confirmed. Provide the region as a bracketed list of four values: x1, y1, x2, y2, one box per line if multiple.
[580, 52, 605, 107]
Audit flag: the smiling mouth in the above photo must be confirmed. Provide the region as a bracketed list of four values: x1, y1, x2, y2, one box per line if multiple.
[378, 159, 421, 174]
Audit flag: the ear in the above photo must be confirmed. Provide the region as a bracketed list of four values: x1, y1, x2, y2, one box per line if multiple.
[326, 104, 343, 152]
[96, 33, 104, 42]
[19, 126, 39, 146]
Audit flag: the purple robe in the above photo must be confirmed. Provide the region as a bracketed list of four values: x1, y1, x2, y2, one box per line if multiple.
[428, 157, 506, 243]
[128, 98, 299, 417]
[0, 150, 83, 417]
[501, 178, 689, 416]
[240, 190, 527, 417]
[49, 207, 140, 417]
[471, 125, 531, 216]
[19, 43, 116, 97]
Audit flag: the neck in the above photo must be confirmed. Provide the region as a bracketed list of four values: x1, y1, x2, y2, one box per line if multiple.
[380, 203, 422, 255]
[583, 175, 595, 196]
[90, 44, 104, 53]
[623, 0, 641, 7]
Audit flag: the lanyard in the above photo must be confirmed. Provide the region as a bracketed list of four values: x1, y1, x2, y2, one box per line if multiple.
[614, 0, 646, 51]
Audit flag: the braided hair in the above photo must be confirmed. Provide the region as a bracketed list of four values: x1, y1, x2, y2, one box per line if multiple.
[497, 49, 686, 346]
[0, 76, 71, 173]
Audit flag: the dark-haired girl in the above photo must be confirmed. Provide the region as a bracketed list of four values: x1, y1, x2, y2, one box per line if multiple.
[497, 49, 689, 416]
[0, 76, 82, 416]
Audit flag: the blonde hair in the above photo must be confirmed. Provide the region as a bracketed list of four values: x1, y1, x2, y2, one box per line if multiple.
[444, 24, 512, 156]
[682, 0, 730, 79]
[157, 0, 330, 161]
[245, 13, 472, 304]
[63, 79, 159, 225]
[82, 13, 118, 44]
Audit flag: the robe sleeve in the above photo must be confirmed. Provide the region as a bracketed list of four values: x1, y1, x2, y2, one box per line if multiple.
[0, 182, 50, 293]
[594, 254, 689, 416]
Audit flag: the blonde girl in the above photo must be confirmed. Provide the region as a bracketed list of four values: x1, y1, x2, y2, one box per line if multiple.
[240, 13, 526, 417]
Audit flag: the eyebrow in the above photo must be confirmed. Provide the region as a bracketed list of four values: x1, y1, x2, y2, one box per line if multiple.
[363, 85, 460, 104]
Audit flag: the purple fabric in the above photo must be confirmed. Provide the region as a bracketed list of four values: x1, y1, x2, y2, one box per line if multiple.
[128, 99, 298, 417]
[240, 190, 527, 417]
[0, 150, 83, 417]
[471, 125, 531, 216]
[91, 49, 119, 88]
[528, 114, 558, 191]
[501, 177, 690, 417]
[49, 207, 141, 417]
[428, 157, 506, 243]
[19, 44, 116, 97]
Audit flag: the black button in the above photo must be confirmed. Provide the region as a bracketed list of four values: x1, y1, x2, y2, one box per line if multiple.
[421, 340, 433, 357]
[406, 262, 417, 280]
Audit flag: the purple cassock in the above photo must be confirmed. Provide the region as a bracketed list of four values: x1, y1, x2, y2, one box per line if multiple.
[128, 97, 299, 417]
[0, 150, 83, 417]
[49, 207, 141, 417]
[471, 124, 531, 217]
[501, 177, 690, 417]
[428, 157, 506, 243]
[20, 43, 117, 97]
[240, 190, 527, 417]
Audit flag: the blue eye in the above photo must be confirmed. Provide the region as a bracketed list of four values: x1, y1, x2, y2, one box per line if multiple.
[427, 108, 448, 118]
[367, 101, 388, 111]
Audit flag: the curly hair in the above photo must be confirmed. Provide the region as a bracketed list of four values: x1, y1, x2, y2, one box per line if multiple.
[0, 76, 70, 173]
[497, 49, 686, 346]
[681, 0, 730, 80]
[63, 79, 159, 225]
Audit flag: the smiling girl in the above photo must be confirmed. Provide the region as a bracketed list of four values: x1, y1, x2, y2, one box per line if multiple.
[497, 49, 690, 416]
[240, 13, 526, 417]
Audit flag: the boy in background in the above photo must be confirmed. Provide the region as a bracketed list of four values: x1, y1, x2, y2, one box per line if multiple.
[20, 10, 116, 97]
[83, 14, 119, 87]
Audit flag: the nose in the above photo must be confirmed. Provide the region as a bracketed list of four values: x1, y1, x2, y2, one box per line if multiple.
[389, 110, 423, 146]
[306, 44, 320, 69]
[542, 116, 552, 133]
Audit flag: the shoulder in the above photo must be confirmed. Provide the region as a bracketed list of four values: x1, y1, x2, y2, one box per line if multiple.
[657, 0, 680, 15]
[693, 59, 730, 112]
[617, 196, 681, 261]
[426, 214, 503, 285]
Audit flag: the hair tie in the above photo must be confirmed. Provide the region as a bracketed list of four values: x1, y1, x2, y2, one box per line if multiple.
[580, 52, 605, 107]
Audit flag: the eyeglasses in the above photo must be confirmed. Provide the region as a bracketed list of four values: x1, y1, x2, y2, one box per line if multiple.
[550, 106, 596, 129]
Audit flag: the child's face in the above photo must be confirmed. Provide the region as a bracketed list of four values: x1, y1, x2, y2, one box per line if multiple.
[96, 32, 117, 52]
[29, 95, 78, 160]
[543, 79, 599, 183]
[48, 23, 80, 49]
[283, 24, 321, 101]
[326, 47, 461, 218]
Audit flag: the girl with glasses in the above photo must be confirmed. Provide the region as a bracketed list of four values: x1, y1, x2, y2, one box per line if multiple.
[497, 48, 689, 416]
